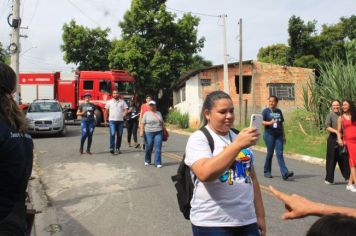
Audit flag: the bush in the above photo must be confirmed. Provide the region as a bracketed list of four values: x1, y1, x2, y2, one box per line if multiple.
[166, 110, 189, 129]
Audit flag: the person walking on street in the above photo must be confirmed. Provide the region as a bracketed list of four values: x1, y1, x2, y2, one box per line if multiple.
[262, 96, 294, 180]
[77, 93, 96, 155]
[325, 100, 350, 184]
[185, 91, 265, 236]
[139, 95, 152, 150]
[104, 90, 128, 154]
[337, 100, 356, 192]
[0, 63, 34, 235]
[139, 100, 165, 168]
[126, 100, 140, 148]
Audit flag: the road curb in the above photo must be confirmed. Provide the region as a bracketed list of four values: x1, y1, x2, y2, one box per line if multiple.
[28, 157, 63, 236]
[167, 128, 326, 167]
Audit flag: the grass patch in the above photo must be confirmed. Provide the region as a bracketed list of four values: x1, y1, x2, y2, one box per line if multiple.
[235, 109, 327, 158]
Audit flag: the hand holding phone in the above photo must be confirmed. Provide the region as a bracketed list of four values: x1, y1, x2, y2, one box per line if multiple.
[250, 114, 263, 133]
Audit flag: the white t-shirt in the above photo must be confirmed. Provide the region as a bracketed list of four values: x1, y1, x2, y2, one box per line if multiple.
[105, 99, 128, 121]
[185, 125, 256, 227]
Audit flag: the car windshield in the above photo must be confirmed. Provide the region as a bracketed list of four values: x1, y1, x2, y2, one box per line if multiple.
[28, 102, 62, 113]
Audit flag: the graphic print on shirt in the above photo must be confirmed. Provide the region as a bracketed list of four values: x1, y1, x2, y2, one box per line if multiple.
[219, 148, 254, 185]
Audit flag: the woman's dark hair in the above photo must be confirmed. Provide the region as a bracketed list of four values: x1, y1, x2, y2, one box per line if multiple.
[200, 90, 232, 127]
[269, 95, 279, 103]
[0, 63, 28, 132]
[306, 214, 356, 236]
[343, 100, 356, 123]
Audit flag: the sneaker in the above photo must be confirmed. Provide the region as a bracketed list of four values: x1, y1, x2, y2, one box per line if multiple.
[86, 151, 92, 155]
[134, 143, 140, 148]
[324, 180, 333, 185]
[346, 185, 356, 192]
[283, 171, 294, 180]
[264, 173, 273, 178]
[157, 165, 163, 168]
[144, 162, 150, 166]
[116, 150, 122, 154]
[110, 149, 115, 155]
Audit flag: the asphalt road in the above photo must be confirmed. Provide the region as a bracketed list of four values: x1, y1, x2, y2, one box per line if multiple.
[30, 125, 356, 236]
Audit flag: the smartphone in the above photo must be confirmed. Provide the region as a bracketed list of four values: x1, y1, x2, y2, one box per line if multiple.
[250, 114, 263, 132]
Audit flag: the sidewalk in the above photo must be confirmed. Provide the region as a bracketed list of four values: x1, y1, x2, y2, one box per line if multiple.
[167, 128, 326, 167]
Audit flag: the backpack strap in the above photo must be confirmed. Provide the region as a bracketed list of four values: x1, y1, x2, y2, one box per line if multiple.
[200, 126, 240, 152]
[231, 128, 240, 135]
[199, 126, 214, 153]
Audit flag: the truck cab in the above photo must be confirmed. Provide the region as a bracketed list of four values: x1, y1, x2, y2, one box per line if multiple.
[73, 70, 135, 124]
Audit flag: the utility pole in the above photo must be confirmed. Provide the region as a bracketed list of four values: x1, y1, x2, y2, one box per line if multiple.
[238, 18, 243, 125]
[9, 0, 21, 103]
[220, 14, 229, 94]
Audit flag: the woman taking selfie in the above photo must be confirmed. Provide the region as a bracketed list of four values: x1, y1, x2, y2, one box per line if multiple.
[185, 91, 266, 236]
[0, 63, 33, 235]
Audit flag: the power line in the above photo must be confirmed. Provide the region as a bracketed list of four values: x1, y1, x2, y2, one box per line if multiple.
[166, 7, 219, 18]
[65, 0, 115, 38]
[27, 0, 39, 26]
[66, 0, 101, 26]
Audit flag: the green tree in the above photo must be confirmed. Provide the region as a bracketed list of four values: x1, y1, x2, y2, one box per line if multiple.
[257, 44, 290, 65]
[287, 15, 317, 66]
[182, 54, 212, 73]
[108, 0, 205, 105]
[61, 20, 112, 70]
[345, 39, 356, 63]
[0, 42, 8, 63]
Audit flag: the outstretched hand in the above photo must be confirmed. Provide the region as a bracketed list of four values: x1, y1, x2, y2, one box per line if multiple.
[269, 186, 317, 220]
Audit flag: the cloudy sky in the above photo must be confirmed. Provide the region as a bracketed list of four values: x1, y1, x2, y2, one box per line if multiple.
[0, 0, 355, 73]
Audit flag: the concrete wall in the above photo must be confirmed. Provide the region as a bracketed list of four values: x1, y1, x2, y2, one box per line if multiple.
[174, 75, 202, 128]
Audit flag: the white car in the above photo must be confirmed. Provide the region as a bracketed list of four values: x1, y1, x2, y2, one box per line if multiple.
[26, 99, 66, 136]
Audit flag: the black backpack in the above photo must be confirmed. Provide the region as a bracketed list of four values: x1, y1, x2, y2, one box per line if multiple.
[171, 127, 239, 220]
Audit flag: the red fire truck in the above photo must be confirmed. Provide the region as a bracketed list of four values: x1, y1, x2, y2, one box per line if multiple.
[19, 70, 135, 124]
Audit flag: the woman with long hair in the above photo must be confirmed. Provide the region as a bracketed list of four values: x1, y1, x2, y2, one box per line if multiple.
[0, 63, 34, 235]
[338, 100, 356, 192]
[185, 91, 265, 236]
[324, 100, 350, 184]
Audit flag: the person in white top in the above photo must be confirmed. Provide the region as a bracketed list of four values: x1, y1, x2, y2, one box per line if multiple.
[185, 91, 266, 236]
[104, 90, 128, 154]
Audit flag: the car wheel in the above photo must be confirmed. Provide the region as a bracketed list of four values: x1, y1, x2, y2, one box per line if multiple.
[95, 109, 102, 126]
[59, 125, 67, 137]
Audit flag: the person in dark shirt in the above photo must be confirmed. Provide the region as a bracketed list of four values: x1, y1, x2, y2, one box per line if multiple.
[0, 62, 34, 235]
[77, 93, 96, 155]
[262, 96, 293, 180]
[126, 100, 140, 148]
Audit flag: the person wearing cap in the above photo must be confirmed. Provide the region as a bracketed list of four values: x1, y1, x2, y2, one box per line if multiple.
[140, 100, 165, 168]
[0, 63, 33, 235]
[77, 93, 96, 154]
[139, 95, 152, 151]
[104, 90, 128, 154]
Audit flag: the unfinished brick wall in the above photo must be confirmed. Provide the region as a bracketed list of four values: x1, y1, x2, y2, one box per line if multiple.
[197, 61, 314, 124]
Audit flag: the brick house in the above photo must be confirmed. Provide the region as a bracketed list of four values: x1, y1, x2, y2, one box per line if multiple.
[173, 60, 314, 128]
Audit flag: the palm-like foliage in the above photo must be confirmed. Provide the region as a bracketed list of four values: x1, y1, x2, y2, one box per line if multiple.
[303, 57, 356, 129]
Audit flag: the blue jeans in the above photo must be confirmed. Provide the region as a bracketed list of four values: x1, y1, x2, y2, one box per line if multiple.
[263, 132, 289, 177]
[192, 223, 260, 236]
[144, 131, 163, 165]
[80, 118, 95, 151]
[109, 121, 125, 151]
